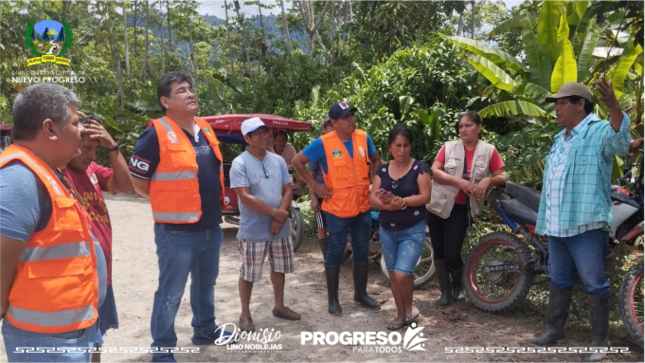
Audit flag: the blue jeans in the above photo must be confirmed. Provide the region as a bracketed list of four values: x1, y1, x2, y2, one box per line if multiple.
[2, 319, 98, 362]
[151, 224, 223, 362]
[547, 228, 610, 295]
[380, 221, 426, 275]
[326, 211, 371, 265]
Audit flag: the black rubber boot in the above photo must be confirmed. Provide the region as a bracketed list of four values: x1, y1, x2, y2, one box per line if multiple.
[582, 293, 610, 362]
[434, 259, 452, 308]
[449, 267, 465, 302]
[529, 287, 573, 346]
[325, 265, 342, 316]
[353, 261, 381, 309]
[318, 238, 328, 262]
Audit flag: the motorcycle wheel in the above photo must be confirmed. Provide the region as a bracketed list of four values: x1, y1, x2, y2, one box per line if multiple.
[290, 206, 304, 252]
[379, 236, 435, 289]
[618, 260, 644, 347]
[463, 231, 534, 314]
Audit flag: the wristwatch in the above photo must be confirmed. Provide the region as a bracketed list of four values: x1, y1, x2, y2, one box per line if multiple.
[105, 143, 119, 153]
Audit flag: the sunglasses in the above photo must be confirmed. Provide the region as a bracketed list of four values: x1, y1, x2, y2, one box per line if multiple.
[262, 161, 270, 179]
[79, 114, 99, 126]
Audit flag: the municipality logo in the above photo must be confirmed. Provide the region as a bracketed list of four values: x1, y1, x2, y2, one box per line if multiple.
[25, 19, 72, 66]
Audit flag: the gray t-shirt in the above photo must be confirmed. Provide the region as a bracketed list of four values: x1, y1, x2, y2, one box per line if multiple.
[0, 162, 107, 306]
[230, 151, 291, 242]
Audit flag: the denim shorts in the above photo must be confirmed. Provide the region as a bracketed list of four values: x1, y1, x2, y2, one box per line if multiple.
[380, 221, 426, 275]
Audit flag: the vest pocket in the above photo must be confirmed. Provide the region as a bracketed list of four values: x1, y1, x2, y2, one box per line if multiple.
[327, 188, 350, 212]
[472, 161, 487, 183]
[428, 187, 450, 215]
[331, 159, 350, 181]
[27, 261, 84, 278]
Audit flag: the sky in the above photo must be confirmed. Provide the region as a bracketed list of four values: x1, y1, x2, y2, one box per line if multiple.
[197, 0, 528, 19]
[34, 19, 64, 37]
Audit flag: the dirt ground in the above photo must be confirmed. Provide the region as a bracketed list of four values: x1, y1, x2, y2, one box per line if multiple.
[1, 194, 642, 363]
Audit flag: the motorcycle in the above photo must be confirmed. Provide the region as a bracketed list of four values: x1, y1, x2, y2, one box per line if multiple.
[324, 209, 436, 289]
[463, 161, 643, 346]
[287, 166, 305, 252]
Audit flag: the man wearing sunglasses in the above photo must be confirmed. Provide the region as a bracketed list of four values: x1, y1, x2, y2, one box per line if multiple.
[229, 118, 301, 333]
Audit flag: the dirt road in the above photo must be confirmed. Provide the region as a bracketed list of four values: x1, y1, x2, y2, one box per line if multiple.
[1, 195, 641, 362]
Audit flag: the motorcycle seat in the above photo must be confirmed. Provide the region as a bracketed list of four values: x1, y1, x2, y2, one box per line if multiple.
[500, 198, 538, 226]
[503, 181, 541, 212]
[610, 188, 640, 209]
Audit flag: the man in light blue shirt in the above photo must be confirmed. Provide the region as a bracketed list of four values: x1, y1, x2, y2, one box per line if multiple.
[230, 118, 301, 333]
[531, 79, 631, 363]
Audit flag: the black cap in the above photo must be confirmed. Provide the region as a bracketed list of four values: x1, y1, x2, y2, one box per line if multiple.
[323, 115, 332, 128]
[328, 102, 358, 120]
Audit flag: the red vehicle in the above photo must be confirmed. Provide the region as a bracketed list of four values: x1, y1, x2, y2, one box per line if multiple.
[203, 114, 311, 251]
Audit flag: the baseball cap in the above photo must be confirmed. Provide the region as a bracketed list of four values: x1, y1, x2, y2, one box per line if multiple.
[545, 82, 593, 103]
[328, 101, 358, 120]
[241, 117, 268, 136]
[322, 115, 332, 128]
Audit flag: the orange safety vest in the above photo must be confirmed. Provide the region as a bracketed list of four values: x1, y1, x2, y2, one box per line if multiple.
[149, 116, 225, 224]
[0, 145, 98, 334]
[320, 130, 371, 218]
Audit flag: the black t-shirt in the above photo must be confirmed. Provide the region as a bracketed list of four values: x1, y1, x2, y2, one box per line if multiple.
[377, 160, 430, 231]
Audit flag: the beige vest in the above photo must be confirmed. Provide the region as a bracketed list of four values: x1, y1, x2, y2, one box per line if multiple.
[427, 140, 495, 219]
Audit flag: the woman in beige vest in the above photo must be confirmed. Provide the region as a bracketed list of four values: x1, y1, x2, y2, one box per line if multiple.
[426, 111, 507, 307]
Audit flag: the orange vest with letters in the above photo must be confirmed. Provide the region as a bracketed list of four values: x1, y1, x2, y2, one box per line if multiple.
[320, 130, 371, 218]
[0, 145, 99, 334]
[149, 116, 225, 224]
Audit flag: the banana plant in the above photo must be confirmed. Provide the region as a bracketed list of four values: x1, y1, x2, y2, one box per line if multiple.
[449, 0, 642, 120]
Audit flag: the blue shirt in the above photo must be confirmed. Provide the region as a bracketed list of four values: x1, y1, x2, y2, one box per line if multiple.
[130, 124, 222, 231]
[536, 112, 632, 236]
[541, 115, 606, 237]
[302, 132, 377, 174]
[229, 151, 291, 242]
[0, 162, 107, 306]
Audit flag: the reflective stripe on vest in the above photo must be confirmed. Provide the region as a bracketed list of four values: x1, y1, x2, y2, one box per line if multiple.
[8, 305, 95, 327]
[151, 170, 197, 181]
[158, 117, 180, 144]
[152, 211, 200, 222]
[19, 242, 90, 262]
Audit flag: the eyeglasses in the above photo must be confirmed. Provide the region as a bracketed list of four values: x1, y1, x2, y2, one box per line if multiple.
[79, 114, 98, 126]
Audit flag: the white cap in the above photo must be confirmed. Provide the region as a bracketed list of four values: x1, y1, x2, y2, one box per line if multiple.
[241, 117, 268, 136]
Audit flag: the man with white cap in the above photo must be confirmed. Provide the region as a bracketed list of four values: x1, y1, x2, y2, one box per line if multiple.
[230, 117, 301, 332]
[530, 78, 632, 362]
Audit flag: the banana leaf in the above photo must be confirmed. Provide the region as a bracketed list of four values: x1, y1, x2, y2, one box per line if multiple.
[489, 14, 524, 36]
[537, 0, 564, 62]
[513, 82, 552, 104]
[522, 12, 552, 89]
[464, 53, 517, 93]
[577, 19, 600, 82]
[551, 39, 578, 93]
[449, 36, 526, 75]
[608, 38, 643, 99]
[479, 100, 547, 119]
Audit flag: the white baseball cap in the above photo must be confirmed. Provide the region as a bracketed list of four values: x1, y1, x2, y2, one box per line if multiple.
[241, 117, 268, 136]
